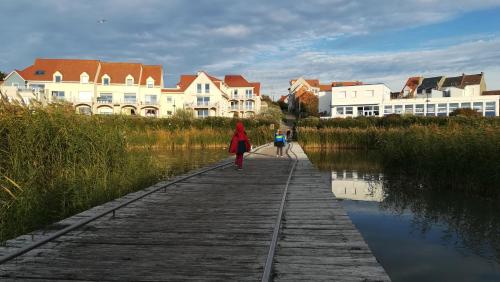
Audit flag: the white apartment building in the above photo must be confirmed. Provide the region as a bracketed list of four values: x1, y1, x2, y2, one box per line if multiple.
[331, 73, 500, 118]
[162, 72, 261, 118]
[0, 58, 262, 118]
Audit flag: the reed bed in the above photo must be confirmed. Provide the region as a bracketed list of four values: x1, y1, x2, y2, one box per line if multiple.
[298, 123, 500, 196]
[0, 101, 275, 242]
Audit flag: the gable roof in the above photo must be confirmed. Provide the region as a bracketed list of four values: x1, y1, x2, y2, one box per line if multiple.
[462, 73, 483, 87]
[290, 78, 320, 88]
[250, 82, 260, 96]
[417, 76, 443, 91]
[100, 62, 142, 84]
[224, 75, 252, 87]
[140, 65, 162, 86]
[176, 75, 198, 91]
[403, 77, 422, 91]
[441, 76, 463, 88]
[18, 58, 100, 82]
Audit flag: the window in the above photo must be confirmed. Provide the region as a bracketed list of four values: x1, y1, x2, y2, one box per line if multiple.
[205, 83, 210, 93]
[384, 105, 393, 115]
[345, 107, 353, 115]
[485, 102, 496, 117]
[124, 93, 136, 104]
[80, 73, 89, 84]
[233, 89, 238, 98]
[167, 111, 172, 115]
[35, 70, 45, 75]
[230, 101, 239, 110]
[166, 97, 173, 103]
[246, 89, 253, 98]
[394, 105, 403, 114]
[97, 93, 113, 104]
[54, 75, 62, 83]
[461, 102, 471, 109]
[52, 91, 65, 101]
[426, 88, 432, 94]
[426, 104, 435, 116]
[145, 109, 157, 117]
[245, 101, 253, 110]
[336, 107, 344, 115]
[443, 90, 451, 97]
[103, 77, 110, 85]
[197, 109, 209, 118]
[197, 97, 210, 106]
[126, 76, 134, 86]
[473, 102, 483, 113]
[449, 103, 459, 113]
[197, 84, 202, 94]
[415, 104, 424, 116]
[147, 78, 154, 88]
[405, 105, 414, 114]
[437, 103, 447, 116]
[145, 95, 158, 105]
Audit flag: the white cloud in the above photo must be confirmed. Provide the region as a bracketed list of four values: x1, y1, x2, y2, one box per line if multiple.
[212, 25, 252, 38]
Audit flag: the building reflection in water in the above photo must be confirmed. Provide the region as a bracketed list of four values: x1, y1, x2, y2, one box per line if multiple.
[331, 170, 384, 202]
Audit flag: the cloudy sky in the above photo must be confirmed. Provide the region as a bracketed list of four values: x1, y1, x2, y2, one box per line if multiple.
[1, 0, 500, 98]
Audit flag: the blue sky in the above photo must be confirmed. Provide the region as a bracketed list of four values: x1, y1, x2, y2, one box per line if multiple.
[1, 0, 500, 98]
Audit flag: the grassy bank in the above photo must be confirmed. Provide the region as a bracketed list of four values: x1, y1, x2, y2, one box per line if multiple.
[0, 102, 274, 242]
[298, 118, 500, 196]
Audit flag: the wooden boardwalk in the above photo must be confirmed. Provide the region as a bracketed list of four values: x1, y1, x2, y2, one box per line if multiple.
[0, 143, 389, 281]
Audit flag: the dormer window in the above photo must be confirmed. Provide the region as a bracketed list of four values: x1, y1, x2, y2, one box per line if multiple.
[102, 75, 110, 85]
[146, 77, 154, 88]
[80, 72, 89, 84]
[53, 71, 62, 83]
[126, 75, 134, 86]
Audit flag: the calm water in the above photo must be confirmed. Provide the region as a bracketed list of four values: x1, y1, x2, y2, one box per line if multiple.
[306, 149, 500, 282]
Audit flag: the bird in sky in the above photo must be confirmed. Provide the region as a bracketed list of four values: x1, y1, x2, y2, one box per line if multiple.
[97, 19, 108, 24]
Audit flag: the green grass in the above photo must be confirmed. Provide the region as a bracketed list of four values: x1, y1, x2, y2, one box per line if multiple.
[0, 101, 275, 242]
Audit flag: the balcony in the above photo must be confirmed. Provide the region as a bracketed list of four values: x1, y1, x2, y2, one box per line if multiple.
[185, 102, 219, 108]
[230, 95, 241, 100]
[141, 100, 159, 106]
[245, 95, 255, 100]
[96, 97, 113, 104]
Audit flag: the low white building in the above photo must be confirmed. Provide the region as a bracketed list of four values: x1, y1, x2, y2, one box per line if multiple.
[330, 73, 500, 118]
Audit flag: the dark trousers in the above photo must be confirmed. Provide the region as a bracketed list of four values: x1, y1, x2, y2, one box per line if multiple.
[235, 153, 243, 168]
[276, 146, 283, 156]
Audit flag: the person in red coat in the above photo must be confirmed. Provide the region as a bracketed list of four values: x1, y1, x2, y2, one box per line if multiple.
[229, 121, 251, 170]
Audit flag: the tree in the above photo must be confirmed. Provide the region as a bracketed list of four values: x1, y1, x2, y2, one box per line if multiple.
[297, 91, 319, 118]
[0, 71, 6, 81]
[449, 108, 482, 117]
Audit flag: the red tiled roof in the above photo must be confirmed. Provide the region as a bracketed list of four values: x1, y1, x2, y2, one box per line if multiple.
[140, 65, 162, 86]
[176, 75, 198, 91]
[100, 62, 142, 84]
[319, 84, 332, 91]
[278, 95, 288, 102]
[403, 77, 421, 91]
[18, 58, 100, 82]
[482, 90, 500, 95]
[305, 79, 320, 87]
[250, 82, 260, 96]
[224, 75, 252, 87]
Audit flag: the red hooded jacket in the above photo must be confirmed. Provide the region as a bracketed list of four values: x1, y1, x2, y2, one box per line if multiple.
[229, 122, 251, 154]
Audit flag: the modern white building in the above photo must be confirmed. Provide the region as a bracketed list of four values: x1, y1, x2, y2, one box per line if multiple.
[330, 73, 500, 118]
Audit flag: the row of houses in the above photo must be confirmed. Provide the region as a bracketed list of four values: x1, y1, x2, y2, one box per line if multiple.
[288, 73, 500, 117]
[0, 58, 262, 118]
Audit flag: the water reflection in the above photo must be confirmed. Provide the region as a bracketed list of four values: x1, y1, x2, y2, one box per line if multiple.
[306, 149, 500, 281]
[332, 170, 384, 202]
